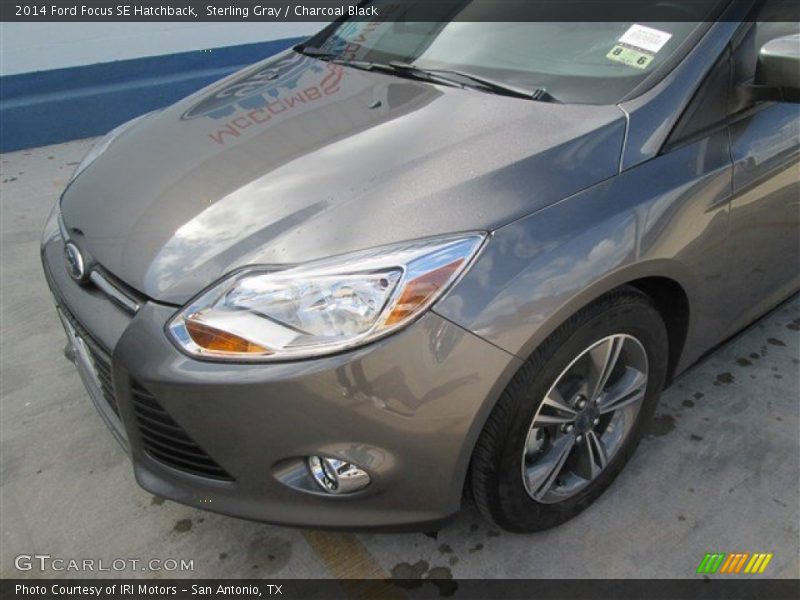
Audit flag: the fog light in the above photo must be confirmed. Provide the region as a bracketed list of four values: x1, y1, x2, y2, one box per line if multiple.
[307, 456, 370, 494]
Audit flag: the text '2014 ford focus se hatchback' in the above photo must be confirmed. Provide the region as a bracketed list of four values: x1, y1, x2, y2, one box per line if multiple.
[42, 2, 800, 531]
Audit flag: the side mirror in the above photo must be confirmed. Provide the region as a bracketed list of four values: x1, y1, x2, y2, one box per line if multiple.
[755, 34, 800, 101]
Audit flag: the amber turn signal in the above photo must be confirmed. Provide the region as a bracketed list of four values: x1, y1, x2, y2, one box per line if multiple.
[383, 259, 464, 327]
[185, 319, 271, 355]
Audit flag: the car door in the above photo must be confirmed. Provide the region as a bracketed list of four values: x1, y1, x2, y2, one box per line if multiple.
[725, 9, 800, 332]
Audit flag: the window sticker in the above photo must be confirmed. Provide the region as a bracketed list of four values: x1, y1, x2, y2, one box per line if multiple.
[618, 24, 673, 54]
[607, 24, 672, 70]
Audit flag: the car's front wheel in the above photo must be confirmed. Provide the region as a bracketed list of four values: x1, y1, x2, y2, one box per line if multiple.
[469, 288, 669, 532]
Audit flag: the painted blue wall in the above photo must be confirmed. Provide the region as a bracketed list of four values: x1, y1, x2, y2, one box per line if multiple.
[0, 37, 305, 152]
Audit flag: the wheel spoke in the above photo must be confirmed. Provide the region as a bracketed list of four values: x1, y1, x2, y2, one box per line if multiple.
[525, 433, 575, 501]
[597, 366, 647, 415]
[586, 336, 624, 402]
[534, 387, 578, 426]
[573, 430, 608, 481]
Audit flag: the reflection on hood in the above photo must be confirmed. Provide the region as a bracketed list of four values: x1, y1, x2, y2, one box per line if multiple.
[62, 49, 625, 304]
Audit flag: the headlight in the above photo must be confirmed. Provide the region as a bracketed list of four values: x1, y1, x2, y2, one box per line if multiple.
[70, 111, 155, 182]
[168, 234, 486, 361]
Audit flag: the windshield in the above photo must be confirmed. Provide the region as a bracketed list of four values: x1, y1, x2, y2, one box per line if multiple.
[304, 1, 719, 104]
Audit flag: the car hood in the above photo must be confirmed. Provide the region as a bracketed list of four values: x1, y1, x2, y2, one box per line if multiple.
[61, 50, 626, 305]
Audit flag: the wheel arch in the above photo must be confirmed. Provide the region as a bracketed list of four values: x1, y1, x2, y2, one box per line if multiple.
[624, 275, 691, 384]
[505, 260, 695, 382]
[458, 264, 694, 510]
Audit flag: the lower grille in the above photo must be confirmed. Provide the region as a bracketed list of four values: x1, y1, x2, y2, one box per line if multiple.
[130, 383, 233, 481]
[89, 347, 119, 416]
[60, 305, 119, 416]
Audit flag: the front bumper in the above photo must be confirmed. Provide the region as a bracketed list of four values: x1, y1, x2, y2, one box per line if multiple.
[41, 229, 521, 530]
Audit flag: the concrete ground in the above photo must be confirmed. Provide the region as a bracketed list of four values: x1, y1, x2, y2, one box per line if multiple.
[1, 139, 798, 581]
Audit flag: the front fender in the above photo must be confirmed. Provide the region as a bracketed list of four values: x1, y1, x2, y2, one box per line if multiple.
[435, 130, 733, 375]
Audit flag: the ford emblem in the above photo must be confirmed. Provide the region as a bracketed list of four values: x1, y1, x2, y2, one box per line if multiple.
[64, 242, 86, 282]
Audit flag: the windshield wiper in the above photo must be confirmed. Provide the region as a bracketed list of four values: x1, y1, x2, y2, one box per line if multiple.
[293, 47, 458, 85]
[294, 47, 556, 102]
[294, 44, 340, 59]
[388, 61, 557, 102]
[326, 58, 465, 89]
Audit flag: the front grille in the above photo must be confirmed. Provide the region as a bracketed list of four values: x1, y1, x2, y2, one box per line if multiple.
[130, 383, 234, 481]
[60, 305, 120, 416]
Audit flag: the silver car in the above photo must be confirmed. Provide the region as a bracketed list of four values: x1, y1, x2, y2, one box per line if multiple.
[42, 3, 799, 531]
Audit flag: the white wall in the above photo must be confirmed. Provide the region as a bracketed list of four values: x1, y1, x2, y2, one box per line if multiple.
[0, 22, 321, 76]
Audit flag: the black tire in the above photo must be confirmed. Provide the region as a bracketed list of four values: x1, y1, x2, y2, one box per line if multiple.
[469, 287, 669, 532]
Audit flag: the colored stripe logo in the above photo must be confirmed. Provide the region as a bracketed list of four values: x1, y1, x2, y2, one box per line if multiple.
[697, 553, 773, 574]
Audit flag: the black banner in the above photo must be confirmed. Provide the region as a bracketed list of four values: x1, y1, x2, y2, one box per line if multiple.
[2, 0, 799, 23]
[3, 579, 800, 600]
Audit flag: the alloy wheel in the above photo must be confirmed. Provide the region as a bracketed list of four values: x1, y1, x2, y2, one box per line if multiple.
[521, 334, 649, 503]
